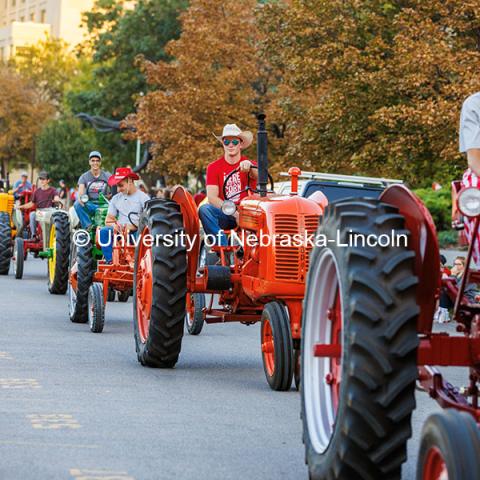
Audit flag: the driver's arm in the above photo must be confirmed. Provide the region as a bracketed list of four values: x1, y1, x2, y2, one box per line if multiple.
[105, 213, 118, 227]
[206, 185, 224, 209]
[467, 149, 480, 177]
[77, 183, 86, 205]
[19, 201, 34, 210]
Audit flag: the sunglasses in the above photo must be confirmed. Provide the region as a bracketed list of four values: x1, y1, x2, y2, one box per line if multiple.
[223, 139, 240, 146]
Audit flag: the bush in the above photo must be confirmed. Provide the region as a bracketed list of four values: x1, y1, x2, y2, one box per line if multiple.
[413, 188, 452, 232]
[438, 230, 458, 248]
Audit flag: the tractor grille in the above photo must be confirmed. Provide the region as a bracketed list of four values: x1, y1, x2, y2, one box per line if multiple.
[304, 215, 319, 235]
[274, 214, 300, 280]
[304, 215, 319, 271]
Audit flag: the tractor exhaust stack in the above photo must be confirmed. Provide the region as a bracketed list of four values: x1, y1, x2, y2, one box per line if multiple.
[257, 113, 268, 198]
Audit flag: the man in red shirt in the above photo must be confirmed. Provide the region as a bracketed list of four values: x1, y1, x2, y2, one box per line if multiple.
[18, 171, 61, 239]
[199, 124, 257, 246]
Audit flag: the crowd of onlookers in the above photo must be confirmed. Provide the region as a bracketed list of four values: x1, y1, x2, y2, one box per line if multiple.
[1, 172, 207, 207]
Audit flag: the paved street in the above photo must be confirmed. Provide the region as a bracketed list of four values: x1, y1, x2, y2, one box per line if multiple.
[0, 257, 466, 479]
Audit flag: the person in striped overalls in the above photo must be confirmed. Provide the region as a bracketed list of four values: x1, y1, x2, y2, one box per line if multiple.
[460, 92, 480, 265]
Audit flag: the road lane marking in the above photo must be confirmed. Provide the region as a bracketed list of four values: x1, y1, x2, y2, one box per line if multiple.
[0, 351, 13, 360]
[69, 469, 135, 480]
[0, 378, 40, 389]
[27, 414, 81, 429]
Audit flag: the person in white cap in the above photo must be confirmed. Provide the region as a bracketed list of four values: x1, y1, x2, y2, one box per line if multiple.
[13, 172, 32, 200]
[199, 124, 257, 246]
[460, 93, 480, 265]
[74, 151, 111, 229]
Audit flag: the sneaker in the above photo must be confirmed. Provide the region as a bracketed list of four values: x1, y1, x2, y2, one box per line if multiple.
[438, 308, 450, 324]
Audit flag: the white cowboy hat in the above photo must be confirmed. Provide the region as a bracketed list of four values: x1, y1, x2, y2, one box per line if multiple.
[214, 124, 253, 150]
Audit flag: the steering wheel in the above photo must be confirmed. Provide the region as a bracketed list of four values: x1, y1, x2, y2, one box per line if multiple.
[222, 166, 274, 201]
[86, 179, 111, 202]
[128, 211, 140, 228]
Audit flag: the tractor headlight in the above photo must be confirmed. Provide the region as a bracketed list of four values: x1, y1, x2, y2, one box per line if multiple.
[458, 187, 480, 218]
[80, 194, 89, 204]
[221, 200, 237, 217]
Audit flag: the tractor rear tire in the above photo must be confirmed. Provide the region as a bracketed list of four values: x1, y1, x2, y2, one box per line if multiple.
[88, 283, 105, 333]
[301, 198, 419, 480]
[133, 199, 187, 368]
[261, 301, 294, 391]
[416, 410, 480, 480]
[69, 241, 94, 324]
[47, 212, 70, 294]
[118, 290, 130, 302]
[13, 237, 24, 279]
[0, 214, 11, 275]
[185, 293, 205, 335]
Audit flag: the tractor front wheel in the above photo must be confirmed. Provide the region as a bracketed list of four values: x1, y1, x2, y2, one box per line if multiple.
[416, 410, 480, 480]
[133, 199, 187, 368]
[88, 283, 105, 333]
[47, 212, 70, 294]
[0, 214, 11, 275]
[261, 301, 294, 391]
[13, 237, 24, 279]
[68, 241, 94, 324]
[185, 293, 205, 335]
[301, 198, 419, 480]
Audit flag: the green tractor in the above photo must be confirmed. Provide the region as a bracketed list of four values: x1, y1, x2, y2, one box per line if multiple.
[67, 182, 127, 324]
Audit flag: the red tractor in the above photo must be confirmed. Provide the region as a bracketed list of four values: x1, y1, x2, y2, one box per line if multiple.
[68, 218, 137, 333]
[132, 115, 328, 390]
[300, 183, 480, 479]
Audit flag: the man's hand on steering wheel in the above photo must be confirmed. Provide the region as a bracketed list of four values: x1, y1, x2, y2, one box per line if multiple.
[239, 160, 253, 173]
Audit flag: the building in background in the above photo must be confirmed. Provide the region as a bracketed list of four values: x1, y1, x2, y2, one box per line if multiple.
[0, 0, 94, 60]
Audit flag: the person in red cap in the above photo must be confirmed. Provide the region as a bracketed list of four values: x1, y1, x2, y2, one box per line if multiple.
[98, 167, 150, 262]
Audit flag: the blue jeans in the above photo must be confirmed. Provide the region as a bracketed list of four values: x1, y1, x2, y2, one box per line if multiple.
[98, 226, 138, 262]
[198, 204, 237, 246]
[74, 200, 99, 228]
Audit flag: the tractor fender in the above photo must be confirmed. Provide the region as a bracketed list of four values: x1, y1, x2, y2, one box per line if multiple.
[171, 186, 200, 289]
[380, 184, 440, 333]
[69, 206, 80, 231]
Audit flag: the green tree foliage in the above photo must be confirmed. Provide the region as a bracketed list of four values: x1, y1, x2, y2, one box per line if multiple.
[12, 35, 78, 109]
[71, 0, 187, 119]
[259, 0, 480, 186]
[414, 187, 452, 231]
[36, 117, 99, 185]
[129, 0, 273, 179]
[0, 67, 53, 178]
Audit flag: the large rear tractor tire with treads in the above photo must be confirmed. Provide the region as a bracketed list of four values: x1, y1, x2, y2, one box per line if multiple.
[47, 212, 70, 294]
[301, 198, 419, 480]
[133, 199, 187, 368]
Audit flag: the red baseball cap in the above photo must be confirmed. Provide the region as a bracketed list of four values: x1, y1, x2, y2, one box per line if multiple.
[108, 167, 140, 186]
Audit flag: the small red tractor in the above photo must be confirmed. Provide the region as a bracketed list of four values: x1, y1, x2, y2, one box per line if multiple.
[68, 214, 138, 333]
[300, 183, 480, 479]
[132, 114, 329, 390]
